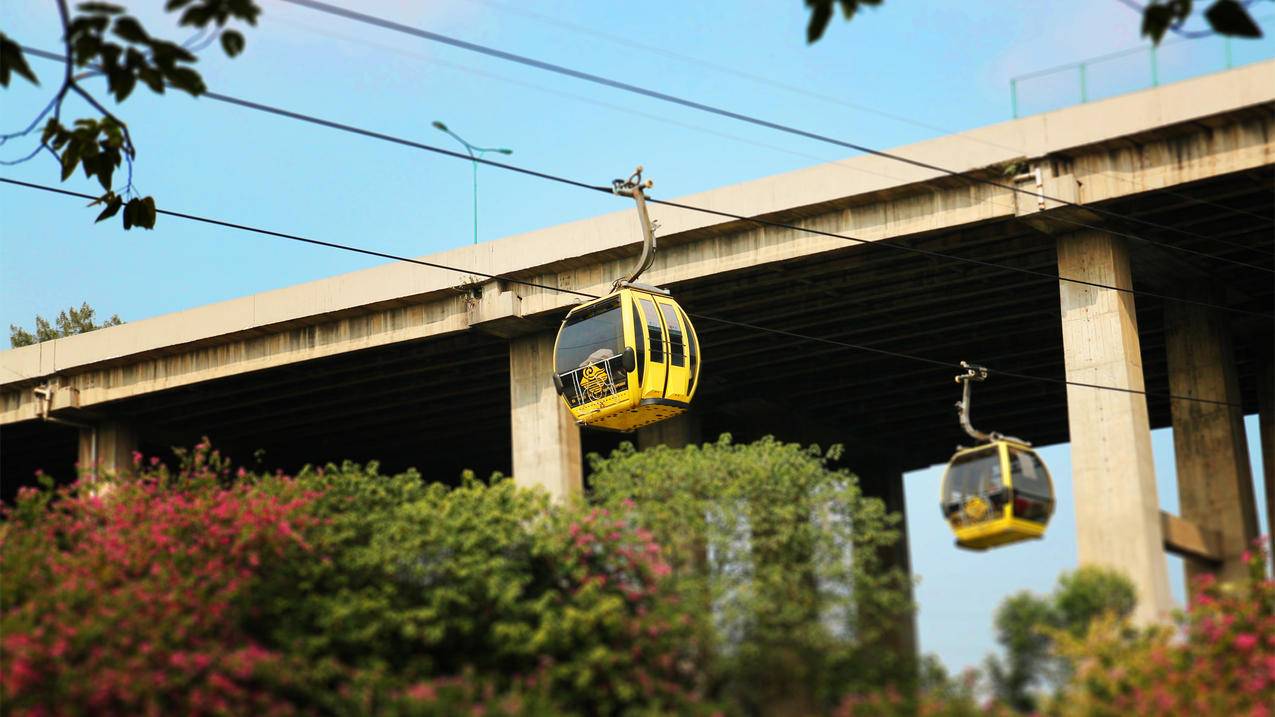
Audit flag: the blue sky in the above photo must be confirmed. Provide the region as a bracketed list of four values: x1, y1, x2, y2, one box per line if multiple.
[2, 0, 1272, 673]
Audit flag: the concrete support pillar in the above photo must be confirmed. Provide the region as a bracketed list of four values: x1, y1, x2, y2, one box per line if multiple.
[509, 332, 582, 502]
[1258, 346, 1275, 567]
[77, 420, 136, 476]
[637, 413, 701, 450]
[1057, 230, 1172, 623]
[1164, 300, 1259, 584]
[856, 461, 918, 663]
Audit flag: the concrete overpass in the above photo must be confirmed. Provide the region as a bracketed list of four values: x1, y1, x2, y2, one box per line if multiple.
[3, 61, 1273, 627]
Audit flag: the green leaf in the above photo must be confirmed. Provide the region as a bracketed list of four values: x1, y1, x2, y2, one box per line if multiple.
[122, 198, 138, 229]
[1205, 0, 1263, 38]
[164, 66, 206, 96]
[137, 65, 164, 94]
[41, 119, 65, 145]
[77, 2, 125, 14]
[95, 152, 116, 191]
[140, 196, 157, 228]
[220, 29, 245, 57]
[95, 194, 124, 222]
[1142, 0, 1193, 44]
[60, 144, 83, 181]
[112, 16, 150, 44]
[806, 0, 834, 43]
[1142, 4, 1175, 42]
[179, 5, 214, 27]
[0, 32, 39, 87]
[107, 67, 137, 102]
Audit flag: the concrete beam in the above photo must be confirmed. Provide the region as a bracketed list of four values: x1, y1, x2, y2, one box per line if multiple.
[1164, 298, 1259, 584]
[1160, 511, 1224, 564]
[508, 333, 582, 502]
[1057, 229, 1173, 624]
[3, 75, 1271, 424]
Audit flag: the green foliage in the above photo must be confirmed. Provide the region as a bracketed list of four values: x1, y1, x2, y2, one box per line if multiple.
[587, 435, 914, 713]
[251, 464, 708, 715]
[1, 1, 260, 230]
[1142, 0, 1263, 44]
[804, 0, 1262, 45]
[9, 301, 124, 347]
[0, 32, 38, 86]
[1, 447, 710, 715]
[985, 565, 1137, 712]
[804, 0, 883, 43]
[1046, 544, 1274, 716]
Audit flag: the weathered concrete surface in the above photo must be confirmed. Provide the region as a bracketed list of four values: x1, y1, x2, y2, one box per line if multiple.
[1160, 510, 1224, 565]
[1164, 300, 1259, 584]
[78, 420, 136, 476]
[1057, 230, 1173, 624]
[3, 61, 1273, 425]
[1259, 349, 1275, 563]
[509, 332, 582, 501]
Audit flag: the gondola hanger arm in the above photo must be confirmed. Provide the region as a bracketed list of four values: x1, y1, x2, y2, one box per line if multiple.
[611, 166, 657, 291]
[955, 361, 999, 443]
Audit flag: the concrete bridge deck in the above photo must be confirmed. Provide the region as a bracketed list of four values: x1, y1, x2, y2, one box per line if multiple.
[2, 61, 1273, 628]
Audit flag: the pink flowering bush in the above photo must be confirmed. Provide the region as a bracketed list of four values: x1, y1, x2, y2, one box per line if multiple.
[0, 443, 318, 716]
[1049, 540, 1275, 716]
[1, 447, 708, 716]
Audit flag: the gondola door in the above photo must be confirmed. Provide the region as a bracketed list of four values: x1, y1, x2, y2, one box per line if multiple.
[633, 294, 668, 402]
[654, 296, 692, 404]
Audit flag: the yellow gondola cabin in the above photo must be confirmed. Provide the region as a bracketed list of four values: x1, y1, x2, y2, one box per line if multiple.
[552, 286, 699, 431]
[941, 438, 1055, 550]
[551, 167, 701, 432]
[941, 362, 1056, 550]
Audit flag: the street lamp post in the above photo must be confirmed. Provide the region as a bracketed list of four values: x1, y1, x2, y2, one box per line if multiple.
[432, 121, 513, 245]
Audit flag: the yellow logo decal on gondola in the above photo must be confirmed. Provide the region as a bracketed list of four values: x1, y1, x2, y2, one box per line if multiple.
[964, 496, 989, 522]
[579, 364, 610, 401]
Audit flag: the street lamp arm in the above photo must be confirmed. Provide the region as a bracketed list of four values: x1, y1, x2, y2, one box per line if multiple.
[431, 120, 513, 244]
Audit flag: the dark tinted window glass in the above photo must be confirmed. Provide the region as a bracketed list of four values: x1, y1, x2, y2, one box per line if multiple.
[555, 298, 623, 374]
[631, 299, 644, 385]
[942, 447, 1005, 521]
[660, 304, 685, 367]
[1008, 449, 1052, 501]
[639, 298, 664, 363]
[682, 307, 698, 392]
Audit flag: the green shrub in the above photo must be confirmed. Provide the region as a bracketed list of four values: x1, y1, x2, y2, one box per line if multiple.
[251, 464, 709, 715]
[587, 435, 914, 713]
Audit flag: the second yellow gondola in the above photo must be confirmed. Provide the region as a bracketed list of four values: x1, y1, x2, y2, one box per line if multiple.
[940, 362, 1056, 551]
[551, 168, 701, 431]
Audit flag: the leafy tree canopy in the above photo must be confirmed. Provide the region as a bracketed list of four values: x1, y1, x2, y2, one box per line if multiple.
[984, 565, 1137, 713]
[0, 1, 260, 230]
[588, 435, 915, 713]
[9, 302, 123, 347]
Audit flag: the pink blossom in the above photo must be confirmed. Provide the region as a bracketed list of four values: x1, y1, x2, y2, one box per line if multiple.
[1235, 633, 1259, 651]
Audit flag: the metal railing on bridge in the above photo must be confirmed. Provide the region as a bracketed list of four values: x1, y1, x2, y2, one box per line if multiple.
[1009, 21, 1274, 118]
